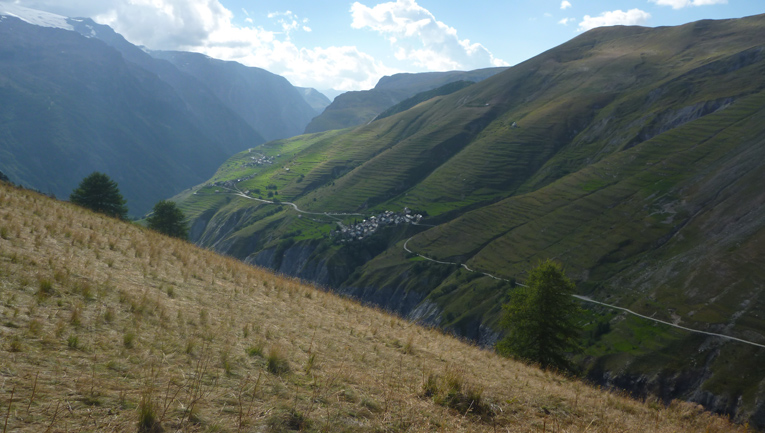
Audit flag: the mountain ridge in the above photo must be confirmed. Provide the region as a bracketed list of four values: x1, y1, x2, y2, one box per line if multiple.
[303, 67, 509, 134]
[0, 5, 321, 214]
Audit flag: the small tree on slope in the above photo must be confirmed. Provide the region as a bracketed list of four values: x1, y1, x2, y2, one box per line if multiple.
[497, 259, 582, 372]
[147, 200, 189, 240]
[70, 172, 128, 220]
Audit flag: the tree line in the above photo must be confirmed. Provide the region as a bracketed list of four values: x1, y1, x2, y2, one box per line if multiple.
[69, 172, 188, 240]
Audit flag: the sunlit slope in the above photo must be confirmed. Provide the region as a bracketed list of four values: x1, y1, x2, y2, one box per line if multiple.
[2, 184, 747, 433]
[408, 89, 765, 319]
[302, 16, 765, 217]
[304, 67, 508, 134]
[178, 14, 765, 297]
[179, 15, 765, 244]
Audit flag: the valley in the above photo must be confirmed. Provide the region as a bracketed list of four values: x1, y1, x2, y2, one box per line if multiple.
[2, 2, 765, 429]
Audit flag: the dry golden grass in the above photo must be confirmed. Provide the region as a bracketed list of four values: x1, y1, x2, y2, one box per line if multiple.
[0, 183, 745, 432]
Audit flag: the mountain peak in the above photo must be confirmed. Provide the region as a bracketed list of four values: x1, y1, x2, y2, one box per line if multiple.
[0, 2, 72, 31]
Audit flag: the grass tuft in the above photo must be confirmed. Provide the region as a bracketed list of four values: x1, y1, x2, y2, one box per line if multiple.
[266, 345, 290, 375]
[422, 368, 491, 419]
[137, 391, 163, 433]
[266, 407, 311, 433]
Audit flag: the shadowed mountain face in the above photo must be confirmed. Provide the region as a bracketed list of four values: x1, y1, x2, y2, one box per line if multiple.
[297, 87, 332, 114]
[177, 15, 765, 427]
[150, 50, 319, 142]
[303, 67, 508, 134]
[0, 16, 265, 215]
[0, 9, 326, 215]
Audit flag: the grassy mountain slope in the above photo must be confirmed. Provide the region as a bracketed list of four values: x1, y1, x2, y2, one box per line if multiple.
[375, 80, 475, 121]
[175, 14, 765, 425]
[304, 68, 508, 134]
[0, 183, 744, 433]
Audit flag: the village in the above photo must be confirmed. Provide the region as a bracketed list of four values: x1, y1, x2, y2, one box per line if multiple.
[205, 151, 281, 192]
[241, 150, 277, 168]
[331, 208, 423, 242]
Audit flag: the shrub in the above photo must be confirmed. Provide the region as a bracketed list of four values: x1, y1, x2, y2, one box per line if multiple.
[497, 259, 582, 372]
[123, 331, 136, 348]
[246, 341, 265, 357]
[38, 278, 54, 297]
[266, 346, 290, 375]
[137, 391, 163, 433]
[421, 369, 491, 418]
[266, 407, 310, 433]
[69, 172, 128, 219]
[8, 335, 23, 352]
[146, 200, 189, 240]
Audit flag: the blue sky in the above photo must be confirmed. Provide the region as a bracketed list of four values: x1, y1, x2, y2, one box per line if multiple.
[8, 0, 763, 92]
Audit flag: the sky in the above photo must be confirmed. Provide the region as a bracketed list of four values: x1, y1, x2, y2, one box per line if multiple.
[5, 0, 763, 92]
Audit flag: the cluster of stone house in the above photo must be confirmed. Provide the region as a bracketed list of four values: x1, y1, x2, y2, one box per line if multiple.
[331, 208, 423, 242]
[241, 153, 275, 168]
[209, 179, 237, 190]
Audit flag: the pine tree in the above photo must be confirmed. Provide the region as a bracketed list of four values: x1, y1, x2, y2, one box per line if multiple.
[70, 172, 128, 219]
[496, 259, 582, 371]
[146, 200, 189, 240]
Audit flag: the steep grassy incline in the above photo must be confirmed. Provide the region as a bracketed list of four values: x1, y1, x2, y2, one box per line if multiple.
[2, 183, 745, 433]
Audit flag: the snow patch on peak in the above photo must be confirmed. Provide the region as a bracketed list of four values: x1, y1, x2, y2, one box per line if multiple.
[0, 2, 73, 31]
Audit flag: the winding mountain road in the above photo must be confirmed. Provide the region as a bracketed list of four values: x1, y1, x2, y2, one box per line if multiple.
[211, 186, 765, 349]
[404, 238, 765, 349]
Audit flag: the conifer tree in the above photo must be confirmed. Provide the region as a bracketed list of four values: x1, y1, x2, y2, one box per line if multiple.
[70, 172, 128, 219]
[147, 200, 189, 240]
[497, 259, 582, 371]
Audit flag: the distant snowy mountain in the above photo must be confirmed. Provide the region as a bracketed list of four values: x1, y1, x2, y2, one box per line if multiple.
[0, 2, 73, 30]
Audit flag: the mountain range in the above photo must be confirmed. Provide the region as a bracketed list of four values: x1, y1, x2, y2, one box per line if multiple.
[304, 67, 508, 133]
[2, 2, 764, 427]
[0, 4, 323, 215]
[174, 14, 765, 427]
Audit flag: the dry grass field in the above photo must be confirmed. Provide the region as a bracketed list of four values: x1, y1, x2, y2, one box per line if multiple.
[0, 182, 746, 432]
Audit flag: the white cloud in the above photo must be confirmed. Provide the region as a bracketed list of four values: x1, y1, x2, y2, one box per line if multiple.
[578, 9, 650, 32]
[11, 0, 506, 90]
[558, 17, 573, 25]
[10, 0, 394, 90]
[561, 1, 572, 10]
[267, 10, 311, 40]
[649, 0, 727, 9]
[350, 0, 507, 71]
[5, 0, 114, 19]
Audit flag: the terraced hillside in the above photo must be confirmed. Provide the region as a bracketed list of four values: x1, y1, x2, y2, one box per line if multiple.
[304, 67, 508, 133]
[176, 14, 765, 426]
